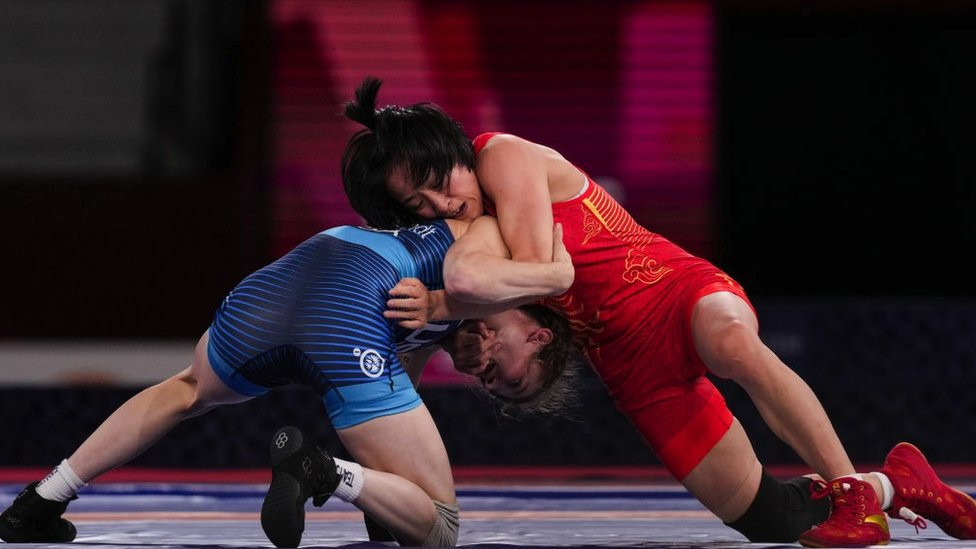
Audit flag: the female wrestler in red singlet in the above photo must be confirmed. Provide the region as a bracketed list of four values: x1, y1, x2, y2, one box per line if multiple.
[339, 77, 976, 547]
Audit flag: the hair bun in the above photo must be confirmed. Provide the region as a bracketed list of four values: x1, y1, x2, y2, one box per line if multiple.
[343, 77, 382, 130]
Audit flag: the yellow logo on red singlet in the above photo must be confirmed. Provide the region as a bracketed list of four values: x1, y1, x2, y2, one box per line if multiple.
[623, 248, 673, 285]
[580, 186, 672, 287]
[581, 209, 601, 245]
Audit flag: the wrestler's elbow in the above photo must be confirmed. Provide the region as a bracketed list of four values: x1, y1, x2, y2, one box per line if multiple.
[444, 262, 494, 303]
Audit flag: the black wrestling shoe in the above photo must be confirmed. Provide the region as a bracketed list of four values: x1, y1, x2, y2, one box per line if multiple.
[0, 481, 77, 543]
[261, 426, 339, 548]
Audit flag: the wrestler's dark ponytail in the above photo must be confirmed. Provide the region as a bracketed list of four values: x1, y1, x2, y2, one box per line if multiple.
[343, 77, 381, 130]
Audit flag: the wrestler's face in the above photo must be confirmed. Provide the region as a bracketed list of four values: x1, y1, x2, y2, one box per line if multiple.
[387, 164, 484, 222]
[479, 352, 544, 403]
[477, 311, 552, 402]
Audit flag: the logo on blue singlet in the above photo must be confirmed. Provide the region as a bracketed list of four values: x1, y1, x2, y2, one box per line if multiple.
[354, 347, 385, 378]
[396, 321, 460, 353]
[408, 224, 437, 239]
[362, 223, 437, 239]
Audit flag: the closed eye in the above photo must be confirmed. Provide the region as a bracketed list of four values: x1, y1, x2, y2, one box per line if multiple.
[404, 198, 424, 212]
[425, 175, 449, 192]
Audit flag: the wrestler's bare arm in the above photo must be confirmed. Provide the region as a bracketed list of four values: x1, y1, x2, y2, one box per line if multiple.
[443, 216, 571, 305]
[476, 135, 554, 263]
[386, 216, 572, 322]
[476, 134, 582, 263]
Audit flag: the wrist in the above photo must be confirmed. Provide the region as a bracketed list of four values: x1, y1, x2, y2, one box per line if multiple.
[428, 290, 447, 321]
[550, 263, 574, 294]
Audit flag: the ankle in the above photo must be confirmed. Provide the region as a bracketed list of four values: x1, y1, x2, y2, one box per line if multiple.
[844, 474, 884, 508]
[869, 472, 894, 510]
[35, 460, 85, 503]
[332, 458, 364, 502]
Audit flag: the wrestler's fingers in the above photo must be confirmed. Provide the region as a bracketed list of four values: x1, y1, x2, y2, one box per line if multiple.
[454, 342, 499, 375]
[386, 296, 422, 309]
[383, 308, 426, 329]
[388, 277, 425, 297]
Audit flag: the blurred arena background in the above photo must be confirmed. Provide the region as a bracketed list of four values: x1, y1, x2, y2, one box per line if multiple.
[1, 0, 975, 476]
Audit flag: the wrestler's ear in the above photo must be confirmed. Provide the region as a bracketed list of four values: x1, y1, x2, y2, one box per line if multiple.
[527, 328, 553, 345]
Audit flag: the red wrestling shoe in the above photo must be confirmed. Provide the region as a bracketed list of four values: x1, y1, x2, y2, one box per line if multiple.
[798, 477, 889, 548]
[882, 442, 976, 539]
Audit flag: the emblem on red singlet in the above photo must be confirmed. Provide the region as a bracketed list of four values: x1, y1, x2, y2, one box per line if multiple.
[581, 209, 601, 245]
[623, 248, 673, 285]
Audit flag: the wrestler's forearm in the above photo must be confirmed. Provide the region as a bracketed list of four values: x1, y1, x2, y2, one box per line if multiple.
[427, 289, 538, 321]
[443, 252, 572, 305]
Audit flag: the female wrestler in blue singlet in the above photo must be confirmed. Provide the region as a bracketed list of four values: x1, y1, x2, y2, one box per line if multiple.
[208, 221, 464, 429]
[0, 216, 574, 548]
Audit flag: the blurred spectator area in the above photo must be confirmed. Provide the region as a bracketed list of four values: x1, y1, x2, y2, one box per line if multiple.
[0, 0, 271, 338]
[3, 1, 974, 342]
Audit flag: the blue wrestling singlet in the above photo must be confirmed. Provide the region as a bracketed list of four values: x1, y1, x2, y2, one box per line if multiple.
[206, 220, 463, 429]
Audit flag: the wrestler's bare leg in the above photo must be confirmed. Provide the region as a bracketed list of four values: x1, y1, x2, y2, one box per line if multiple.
[690, 291, 883, 501]
[681, 417, 762, 522]
[337, 404, 456, 545]
[66, 330, 251, 481]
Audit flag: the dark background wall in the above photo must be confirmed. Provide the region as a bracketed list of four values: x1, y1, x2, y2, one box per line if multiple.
[0, 0, 271, 338]
[716, 1, 976, 296]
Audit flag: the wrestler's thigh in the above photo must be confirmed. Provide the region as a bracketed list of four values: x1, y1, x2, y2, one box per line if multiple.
[336, 404, 455, 504]
[185, 329, 253, 407]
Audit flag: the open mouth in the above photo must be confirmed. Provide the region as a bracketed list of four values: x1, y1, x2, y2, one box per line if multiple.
[477, 359, 496, 383]
[450, 203, 466, 219]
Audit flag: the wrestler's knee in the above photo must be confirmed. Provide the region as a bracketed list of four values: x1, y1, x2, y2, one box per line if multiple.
[164, 359, 233, 419]
[164, 368, 211, 417]
[420, 501, 459, 547]
[725, 470, 829, 542]
[699, 319, 762, 380]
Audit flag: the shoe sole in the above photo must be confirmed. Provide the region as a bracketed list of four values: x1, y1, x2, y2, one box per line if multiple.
[261, 426, 307, 548]
[889, 442, 976, 539]
[0, 519, 76, 544]
[800, 540, 889, 548]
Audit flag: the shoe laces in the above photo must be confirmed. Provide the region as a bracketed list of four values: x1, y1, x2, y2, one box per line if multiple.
[895, 468, 951, 523]
[810, 479, 869, 526]
[895, 506, 928, 534]
[308, 447, 337, 506]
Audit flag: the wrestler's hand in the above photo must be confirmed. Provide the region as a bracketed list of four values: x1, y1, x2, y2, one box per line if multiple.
[442, 320, 498, 376]
[385, 277, 431, 329]
[551, 223, 574, 293]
